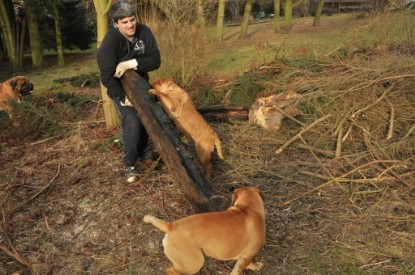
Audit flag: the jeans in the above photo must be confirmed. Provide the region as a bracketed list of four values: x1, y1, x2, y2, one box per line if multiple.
[113, 98, 149, 167]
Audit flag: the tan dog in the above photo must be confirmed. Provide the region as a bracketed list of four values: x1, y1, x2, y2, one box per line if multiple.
[149, 78, 223, 178]
[0, 76, 34, 118]
[143, 187, 266, 275]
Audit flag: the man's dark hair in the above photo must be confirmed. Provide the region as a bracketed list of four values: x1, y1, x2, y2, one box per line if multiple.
[109, 1, 136, 23]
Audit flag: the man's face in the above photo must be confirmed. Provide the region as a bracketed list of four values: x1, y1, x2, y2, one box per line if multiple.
[116, 16, 137, 38]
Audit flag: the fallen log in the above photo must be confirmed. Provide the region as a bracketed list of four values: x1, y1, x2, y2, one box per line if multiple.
[198, 105, 249, 121]
[121, 71, 221, 213]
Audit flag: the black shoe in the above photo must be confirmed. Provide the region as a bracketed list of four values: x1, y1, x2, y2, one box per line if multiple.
[125, 166, 138, 183]
[140, 150, 155, 161]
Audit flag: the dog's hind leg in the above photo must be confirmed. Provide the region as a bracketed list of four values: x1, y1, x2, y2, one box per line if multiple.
[195, 141, 213, 178]
[230, 257, 256, 275]
[213, 133, 224, 160]
[164, 243, 205, 275]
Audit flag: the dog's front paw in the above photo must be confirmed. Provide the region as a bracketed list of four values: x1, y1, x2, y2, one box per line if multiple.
[143, 214, 155, 223]
[166, 267, 181, 275]
[247, 261, 263, 271]
[148, 89, 156, 95]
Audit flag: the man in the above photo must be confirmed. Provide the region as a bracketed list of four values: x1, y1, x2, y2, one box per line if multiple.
[96, 1, 161, 182]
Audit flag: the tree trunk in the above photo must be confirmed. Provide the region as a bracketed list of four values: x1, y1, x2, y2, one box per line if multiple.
[25, 2, 43, 69]
[93, 0, 120, 129]
[196, 0, 206, 27]
[284, 0, 293, 31]
[239, 0, 253, 39]
[274, 0, 280, 33]
[53, 1, 64, 66]
[313, 0, 325, 26]
[17, 19, 26, 67]
[216, 0, 225, 41]
[0, 0, 18, 71]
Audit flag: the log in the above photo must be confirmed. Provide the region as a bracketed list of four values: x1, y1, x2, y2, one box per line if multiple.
[121, 71, 221, 213]
[198, 105, 249, 121]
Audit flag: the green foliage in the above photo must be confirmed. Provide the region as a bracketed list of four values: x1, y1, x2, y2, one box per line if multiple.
[55, 91, 99, 115]
[10, 91, 100, 138]
[40, 0, 95, 51]
[224, 72, 266, 106]
[53, 72, 101, 88]
[299, 96, 326, 116]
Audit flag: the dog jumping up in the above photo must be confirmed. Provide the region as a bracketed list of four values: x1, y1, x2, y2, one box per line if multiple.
[149, 78, 223, 178]
[143, 187, 266, 275]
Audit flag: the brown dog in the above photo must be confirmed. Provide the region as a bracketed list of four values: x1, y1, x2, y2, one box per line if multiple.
[0, 76, 34, 117]
[149, 78, 223, 178]
[143, 187, 266, 275]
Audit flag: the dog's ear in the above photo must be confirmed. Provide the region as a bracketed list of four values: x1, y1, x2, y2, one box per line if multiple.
[10, 80, 17, 90]
[231, 188, 240, 205]
[257, 188, 264, 200]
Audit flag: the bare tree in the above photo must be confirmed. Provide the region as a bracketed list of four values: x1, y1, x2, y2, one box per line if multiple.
[25, 0, 43, 69]
[0, 0, 20, 71]
[52, 0, 64, 66]
[93, 0, 120, 129]
[274, 0, 281, 33]
[196, 0, 206, 27]
[313, 0, 325, 26]
[239, 0, 253, 39]
[216, 0, 226, 40]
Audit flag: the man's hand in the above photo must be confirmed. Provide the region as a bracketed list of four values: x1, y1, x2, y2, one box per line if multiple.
[120, 97, 133, 107]
[114, 59, 138, 78]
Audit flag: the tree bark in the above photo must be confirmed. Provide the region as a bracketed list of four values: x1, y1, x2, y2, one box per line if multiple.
[25, 1, 43, 69]
[313, 0, 325, 26]
[284, 0, 293, 31]
[274, 0, 280, 33]
[93, 0, 120, 129]
[121, 71, 222, 213]
[196, 0, 206, 27]
[53, 0, 64, 66]
[216, 0, 226, 41]
[0, 0, 18, 71]
[239, 0, 253, 39]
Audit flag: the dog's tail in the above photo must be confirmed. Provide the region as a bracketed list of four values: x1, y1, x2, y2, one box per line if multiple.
[143, 214, 172, 233]
[214, 133, 224, 160]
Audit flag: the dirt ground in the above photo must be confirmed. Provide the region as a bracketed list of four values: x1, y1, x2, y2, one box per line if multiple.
[1, 16, 415, 275]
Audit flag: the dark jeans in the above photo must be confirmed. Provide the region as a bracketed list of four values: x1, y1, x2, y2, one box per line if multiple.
[113, 99, 149, 167]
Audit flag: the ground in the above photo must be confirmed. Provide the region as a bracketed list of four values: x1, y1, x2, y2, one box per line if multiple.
[1, 15, 415, 275]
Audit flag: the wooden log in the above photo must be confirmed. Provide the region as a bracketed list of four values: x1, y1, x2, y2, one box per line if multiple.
[198, 105, 249, 121]
[121, 71, 221, 213]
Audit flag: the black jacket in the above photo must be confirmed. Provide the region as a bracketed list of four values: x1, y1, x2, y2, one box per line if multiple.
[96, 24, 161, 102]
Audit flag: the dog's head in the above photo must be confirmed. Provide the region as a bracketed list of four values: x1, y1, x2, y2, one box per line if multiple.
[151, 78, 178, 93]
[231, 187, 264, 205]
[10, 76, 34, 97]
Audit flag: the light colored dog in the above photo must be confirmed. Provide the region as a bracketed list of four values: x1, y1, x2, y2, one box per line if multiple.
[143, 187, 266, 275]
[149, 78, 223, 178]
[0, 76, 34, 118]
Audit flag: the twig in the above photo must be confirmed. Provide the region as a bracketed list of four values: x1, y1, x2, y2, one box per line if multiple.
[402, 123, 415, 140]
[299, 135, 347, 192]
[6, 165, 61, 216]
[335, 124, 343, 158]
[273, 105, 305, 127]
[351, 85, 393, 118]
[1, 210, 34, 268]
[275, 114, 332, 155]
[0, 244, 34, 268]
[385, 98, 394, 140]
[30, 136, 57, 146]
[285, 159, 402, 205]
